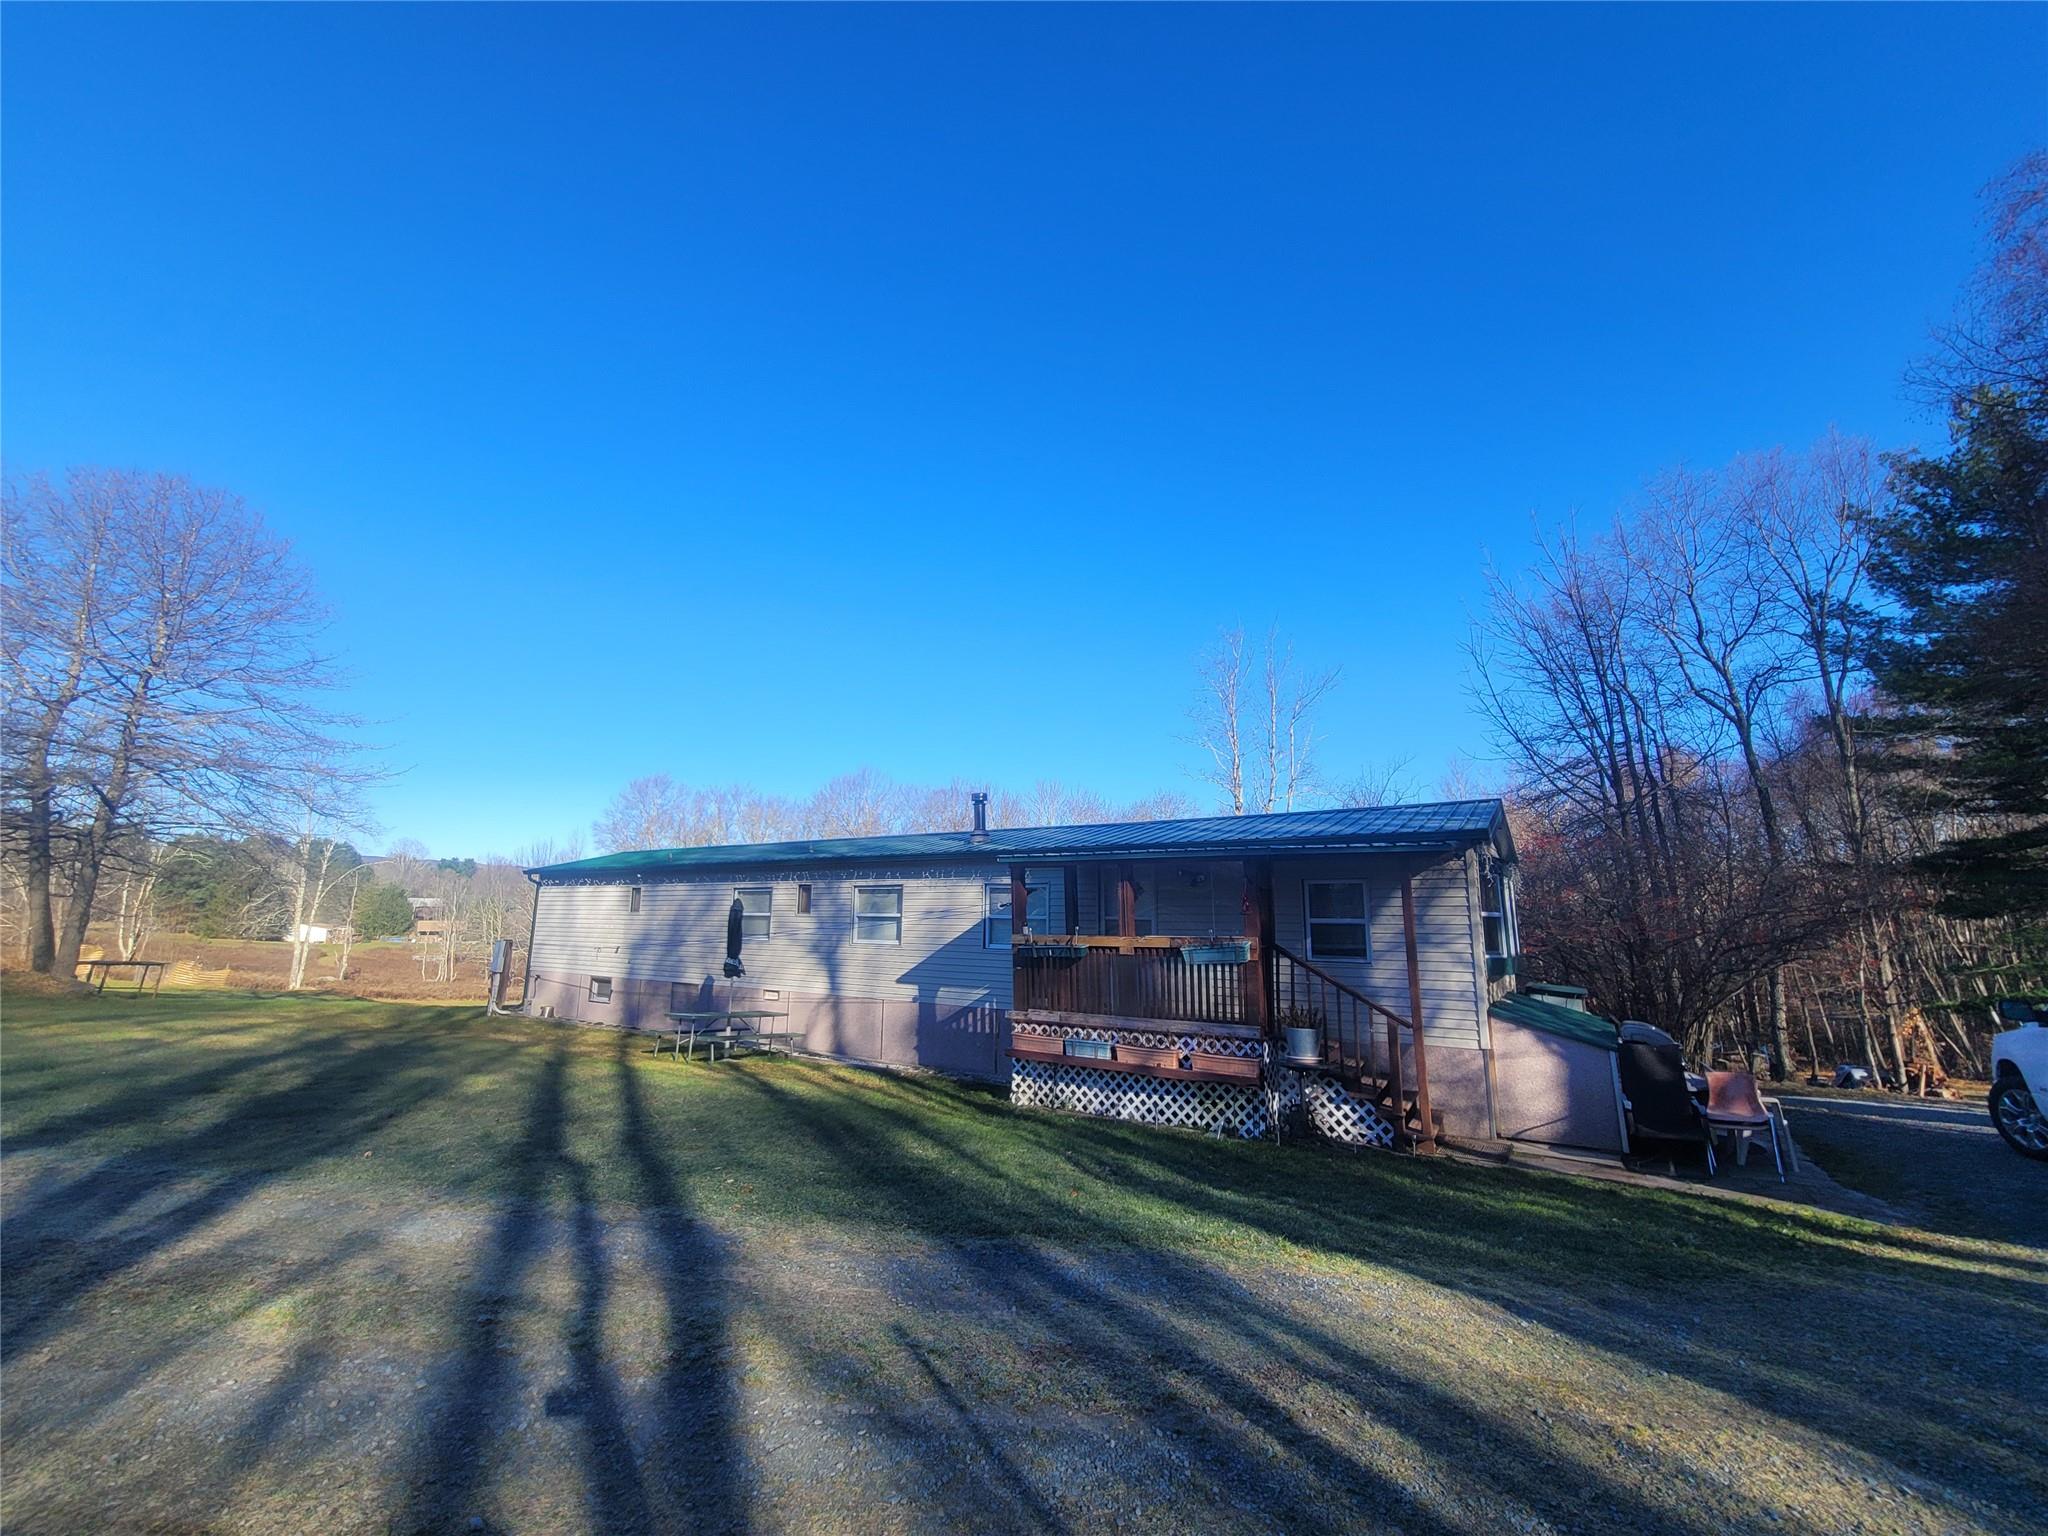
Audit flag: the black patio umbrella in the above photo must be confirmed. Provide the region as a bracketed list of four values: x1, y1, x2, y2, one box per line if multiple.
[722, 896, 747, 978]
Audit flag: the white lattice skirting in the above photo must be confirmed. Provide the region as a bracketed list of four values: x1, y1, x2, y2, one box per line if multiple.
[1010, 1058, 1272, 1139]
[1296, 1072, 1397, 1149]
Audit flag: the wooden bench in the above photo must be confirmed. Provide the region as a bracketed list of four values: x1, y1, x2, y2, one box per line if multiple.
[73, 959, 166, 997]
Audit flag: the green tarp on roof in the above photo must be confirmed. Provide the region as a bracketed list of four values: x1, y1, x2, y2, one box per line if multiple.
[1489, 992, 1620, 1052]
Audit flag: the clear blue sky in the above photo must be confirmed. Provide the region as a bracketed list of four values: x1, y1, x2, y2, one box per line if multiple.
[6, 4, 2043, 856]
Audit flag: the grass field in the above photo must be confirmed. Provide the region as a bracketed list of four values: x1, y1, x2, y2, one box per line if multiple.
[2, 992, 2042, 1535]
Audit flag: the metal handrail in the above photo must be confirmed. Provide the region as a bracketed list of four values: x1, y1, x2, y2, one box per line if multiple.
[1269, 944, 1411, 1032]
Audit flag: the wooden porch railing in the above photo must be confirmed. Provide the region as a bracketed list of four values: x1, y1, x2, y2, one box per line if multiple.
[1272, 943, 1433, 1150]
[1012, 935, 1257, 1028]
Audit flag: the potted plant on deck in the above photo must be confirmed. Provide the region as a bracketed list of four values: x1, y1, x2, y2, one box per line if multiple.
[1277, 1006, 1326, 1066]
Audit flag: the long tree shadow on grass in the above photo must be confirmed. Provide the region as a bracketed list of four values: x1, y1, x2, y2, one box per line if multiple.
[968, 1070, 2044, 1522]
[1026, 1102, 2046, 1524]
[0, 1013, 486, 1361]
[725, 1062, 2042, 1533]
[725, 1067, 1728, 1536]
[609, 1031, 748, 1531]
[393, 1034, 746, 1535]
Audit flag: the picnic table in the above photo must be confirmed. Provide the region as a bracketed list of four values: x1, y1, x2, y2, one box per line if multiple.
[662, 1007, 793, 1063]
[74, 959, 167, 997]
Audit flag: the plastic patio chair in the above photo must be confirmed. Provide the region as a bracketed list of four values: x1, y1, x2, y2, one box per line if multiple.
[1617, 1039, 1717, 1175]
[1702, 1071, 1787, 1182]
[1757, 1094, 1800, 1175]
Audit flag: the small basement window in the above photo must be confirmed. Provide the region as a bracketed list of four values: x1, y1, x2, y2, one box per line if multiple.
[589, 976, 613, 1003]
[985, 880, 1048, 948]
[796, 883, 812, 915]
[629, 887, 642, 913]
[735, 886, 772, 940]
[1305, 880, 1369, 960]
[854, 885, 903, 944]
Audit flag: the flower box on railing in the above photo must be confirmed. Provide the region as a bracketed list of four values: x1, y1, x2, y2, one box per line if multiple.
[1018, 941, 1090, 962]
[1178, 940, 1253, 966]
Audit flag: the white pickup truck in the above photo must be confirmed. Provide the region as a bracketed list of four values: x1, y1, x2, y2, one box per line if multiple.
[1989, 1001, 2048, 1161]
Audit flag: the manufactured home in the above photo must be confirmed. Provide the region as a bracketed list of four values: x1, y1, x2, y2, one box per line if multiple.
[523, 796, 1620, 1151]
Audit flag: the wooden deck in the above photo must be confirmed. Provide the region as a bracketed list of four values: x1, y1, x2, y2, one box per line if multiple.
[1004, 861, 1441, 1152]
[1011, 935, 1261, 1029]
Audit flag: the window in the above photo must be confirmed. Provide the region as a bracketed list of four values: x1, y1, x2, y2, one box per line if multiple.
[1480, 859, 1518, 978]
[589, 976, 613, 1003]
[629, 887, 642, 914]
[796, 883, 812, 915]
[986, 881, 1048, 947]
[855, 885, 903, 944]
[735, 886, 772, 940]
[1305, 881, 1369, 960]
[1097, 870, 1155, 937]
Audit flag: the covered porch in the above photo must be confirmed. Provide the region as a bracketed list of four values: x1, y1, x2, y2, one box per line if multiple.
[1000, 856, 1441, 1152]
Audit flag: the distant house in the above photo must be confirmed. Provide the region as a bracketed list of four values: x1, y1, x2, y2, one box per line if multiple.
[407, 896, 447, 943]
[522, 797, 1623, 1152]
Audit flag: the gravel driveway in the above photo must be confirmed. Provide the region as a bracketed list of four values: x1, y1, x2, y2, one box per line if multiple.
[1776, 1093, 2044, 1248]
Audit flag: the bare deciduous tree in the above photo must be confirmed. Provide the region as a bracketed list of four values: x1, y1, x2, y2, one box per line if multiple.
[2, 470, 364, 976]
[1915, 150, 2048, 402]
[1334, 757, 1416, 809]
[586, 769, 1220, 853]
[1187, 625, 1339, 815]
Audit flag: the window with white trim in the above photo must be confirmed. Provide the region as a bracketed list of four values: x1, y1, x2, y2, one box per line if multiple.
[734, 886, 772, 940]
[1480, 859, 1518, 975]
[854, 885, 903, 944]
[986, 881, 1048, 947]
[1304, 880, 1369, 960]
[589, 976, 613, 1003]
[629, 887, 642, 913]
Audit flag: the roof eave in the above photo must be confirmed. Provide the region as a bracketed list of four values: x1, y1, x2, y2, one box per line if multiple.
[526, 830, 1491, 883]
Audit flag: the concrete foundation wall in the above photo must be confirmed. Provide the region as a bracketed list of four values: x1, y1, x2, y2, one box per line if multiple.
[527, 972, 1008, 1080]
[1413, 1044, 1492, 1141]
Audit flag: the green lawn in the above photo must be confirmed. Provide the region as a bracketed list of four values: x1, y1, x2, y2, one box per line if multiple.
[3, 993, 2041, 1535]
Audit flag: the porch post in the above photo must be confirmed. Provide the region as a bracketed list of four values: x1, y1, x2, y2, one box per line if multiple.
[1062, 864, 1080, 937]
[1242, 860, 1273, 1039]
[1010, 865, 1028, 940]
[1401, 873, 1439, 1155]
[1116, 862, 1136, 950]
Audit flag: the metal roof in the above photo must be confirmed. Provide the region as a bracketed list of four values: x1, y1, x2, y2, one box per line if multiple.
[526, 799, 1511, 881]
[1489, 993, 1620, 1053]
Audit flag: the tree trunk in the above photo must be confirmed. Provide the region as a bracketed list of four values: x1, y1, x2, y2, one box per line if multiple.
[1767, 968, 1791, 1082]
[23, 769, 58, 973]
[1868, 917, 1913, 1091]
[18, 530, 104, 975]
